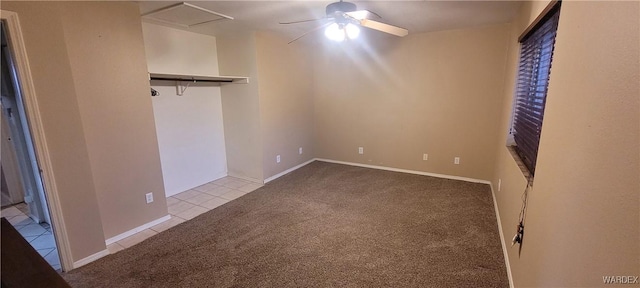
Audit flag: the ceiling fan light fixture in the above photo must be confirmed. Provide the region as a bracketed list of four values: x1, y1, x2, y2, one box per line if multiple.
[345, 23, 360, 39]
[282, 1, 408, 44]
[325, 23, 346, 42]
[324, 23, 360, 42]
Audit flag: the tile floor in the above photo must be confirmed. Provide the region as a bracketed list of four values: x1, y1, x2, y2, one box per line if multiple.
[106, 176, 263, 254]
[0, 202, 61, 270]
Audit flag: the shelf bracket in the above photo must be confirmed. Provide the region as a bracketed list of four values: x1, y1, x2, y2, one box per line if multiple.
[176, 80, 194, 96]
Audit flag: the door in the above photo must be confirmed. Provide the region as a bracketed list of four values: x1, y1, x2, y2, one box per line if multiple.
[1, 21, 50, 224]
[0, 105, 26, 207]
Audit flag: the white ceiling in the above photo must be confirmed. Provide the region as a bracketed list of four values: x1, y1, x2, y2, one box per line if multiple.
[137, 1, 522, 43]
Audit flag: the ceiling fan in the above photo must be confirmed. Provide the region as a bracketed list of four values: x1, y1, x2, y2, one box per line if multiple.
[280, 0, 409, 43]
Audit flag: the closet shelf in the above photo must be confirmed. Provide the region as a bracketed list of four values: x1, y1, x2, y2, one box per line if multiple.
[149, 73, 249, 84]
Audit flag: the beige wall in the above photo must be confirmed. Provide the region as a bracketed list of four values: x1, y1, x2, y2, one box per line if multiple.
[313, 26, 510, 181]
[1, 1, 106, 261]
[217, 32, 316, 182]
[58, 2, 168, 240]
[255, 32, 315, 179]
[3, 1, 169, 261]
[492, 1, 640, 286]
[217, 33, 264, 182]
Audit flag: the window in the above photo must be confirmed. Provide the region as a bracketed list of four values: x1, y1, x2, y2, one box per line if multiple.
[510, 1, 561, 176]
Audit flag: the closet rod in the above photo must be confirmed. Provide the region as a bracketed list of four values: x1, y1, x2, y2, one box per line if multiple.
[149, 76, 233, 83]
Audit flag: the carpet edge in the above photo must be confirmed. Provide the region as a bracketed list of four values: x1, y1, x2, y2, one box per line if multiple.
[315, 158, 491, 185]
[264, 159, 316, 184]
[73, 249, 109, 270]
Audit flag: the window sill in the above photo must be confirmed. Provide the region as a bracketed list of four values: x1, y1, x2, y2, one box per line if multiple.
[507, 145, 533, 181]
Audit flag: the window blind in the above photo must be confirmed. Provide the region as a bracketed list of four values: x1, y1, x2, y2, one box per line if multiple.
[512, 3, 561, 176]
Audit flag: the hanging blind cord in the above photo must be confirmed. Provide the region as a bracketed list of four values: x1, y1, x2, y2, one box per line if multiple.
[512, 177, 533, 247]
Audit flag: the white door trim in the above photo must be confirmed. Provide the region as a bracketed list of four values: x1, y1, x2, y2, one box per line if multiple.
[1, 10, 73, 271]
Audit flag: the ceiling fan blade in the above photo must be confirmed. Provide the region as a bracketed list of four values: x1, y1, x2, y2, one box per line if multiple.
[288, 22, 333, 44]
[279, 17, 326, 25]
[359, 19, 408, 37]
[345, 9, 381, 20]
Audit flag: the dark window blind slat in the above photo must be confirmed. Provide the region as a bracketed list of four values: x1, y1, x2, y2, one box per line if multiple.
[514, 114, 543, 132]
[513, 135, 538, 169]
[513, 124, 540, 143]
[515, 105, 545, 116]
[511, 3, 560, 176]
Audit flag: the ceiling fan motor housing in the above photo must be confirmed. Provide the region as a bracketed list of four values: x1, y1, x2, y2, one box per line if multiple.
[326, 1, 357, 16]
[326, 1, 357, 25]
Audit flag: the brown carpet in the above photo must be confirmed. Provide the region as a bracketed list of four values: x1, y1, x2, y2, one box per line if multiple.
[63, 161, 508, 287]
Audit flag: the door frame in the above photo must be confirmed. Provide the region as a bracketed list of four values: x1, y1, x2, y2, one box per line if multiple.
[1, 10, 73, 271]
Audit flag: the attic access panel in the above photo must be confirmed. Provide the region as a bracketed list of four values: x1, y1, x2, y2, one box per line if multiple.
[141, 2, 233, 27]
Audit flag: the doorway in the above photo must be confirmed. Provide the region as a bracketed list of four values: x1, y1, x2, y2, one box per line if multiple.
[0, 20, 61, 270]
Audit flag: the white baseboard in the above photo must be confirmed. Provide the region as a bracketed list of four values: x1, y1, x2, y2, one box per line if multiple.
[105, 215, 171, 245]
[489, 183, 514, 288]
[72, 249, 109, 269]
[264, 159, 316, 184]
[314, 158, 491, 185]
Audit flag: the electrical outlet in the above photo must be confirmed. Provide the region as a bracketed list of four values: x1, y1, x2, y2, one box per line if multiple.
[358, 147, 364, 154]
[276, 155, 281, 163]
[299, 147, 303, 155]
[454, 157, 460, 165]
[423, 153, 428, 161]
[498, 179, 502, 191]
[145, 192, 153, 204]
